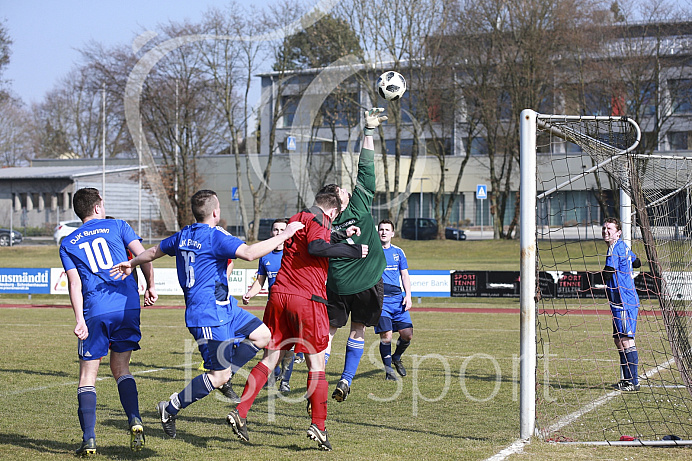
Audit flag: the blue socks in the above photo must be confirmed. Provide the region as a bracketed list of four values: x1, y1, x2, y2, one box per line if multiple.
[281, 353, 295, 383]
[393, 339, 410, 362]
[324, 352, 330, 366]
[380, 340, 392, 369]
[341, 338, 365, 385]
[231, 339, 261, 374]
[116, 374, 140, 423]
[625, 347, 639, 385]
[77, 386, 97, 442]
[168, 373, 214, 415]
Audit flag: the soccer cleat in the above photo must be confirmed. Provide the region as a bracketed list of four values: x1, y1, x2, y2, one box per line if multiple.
[226, 408, 249, 442]
[392, 359, 407, 377]
[612, 380, 641, 392]
[156, 400, 177, 438]
[307, 423, 333, 451]
[129, 417, 145, 451]
[385, 371, 399, 381]
[75, 438, 96, 457]
[332, 379, 350, 402]
[279, 381, 291, 394]
[219, 378, 241, 404]
[294, 353, 305, 364]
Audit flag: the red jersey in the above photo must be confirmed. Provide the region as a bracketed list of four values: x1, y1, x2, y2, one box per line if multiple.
[271, 207, 332, 300]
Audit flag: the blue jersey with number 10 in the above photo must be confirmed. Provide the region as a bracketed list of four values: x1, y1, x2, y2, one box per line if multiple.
[59, 218, 141, 319]
[159, 223, 244, 328]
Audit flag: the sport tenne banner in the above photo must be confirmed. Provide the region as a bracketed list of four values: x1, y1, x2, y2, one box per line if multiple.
[451, 270, 662, 299]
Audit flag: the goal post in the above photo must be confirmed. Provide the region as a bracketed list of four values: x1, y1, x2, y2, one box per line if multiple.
[519, 108, 692, 444]
[519, 109, 537, 439]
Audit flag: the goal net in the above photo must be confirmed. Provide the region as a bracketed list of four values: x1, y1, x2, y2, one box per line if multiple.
[520, 110, 692, 444]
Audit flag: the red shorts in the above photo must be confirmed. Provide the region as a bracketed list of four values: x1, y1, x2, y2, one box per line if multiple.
[263, 291, 329, 355]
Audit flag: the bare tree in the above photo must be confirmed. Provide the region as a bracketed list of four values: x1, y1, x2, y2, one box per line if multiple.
[450, 0, 598, 238]
[0, 98, 32, 166]
[0, 20, 11, 103]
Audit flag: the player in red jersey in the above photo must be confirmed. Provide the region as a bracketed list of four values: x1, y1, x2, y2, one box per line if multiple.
[227, 184, 367, 451]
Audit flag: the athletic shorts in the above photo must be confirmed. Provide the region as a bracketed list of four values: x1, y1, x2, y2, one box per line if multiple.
[611, 304, 638, 338]
[263, 291, 329, 355]
[78, 309, 141, 361]
[189, 308, 263, 371]
[374, 296, 413, 334]
[327, 278, 384, 328]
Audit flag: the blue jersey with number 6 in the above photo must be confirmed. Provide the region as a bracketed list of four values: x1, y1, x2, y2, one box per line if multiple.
[59, 218, 141, 319]
[159, 223, 244, 328]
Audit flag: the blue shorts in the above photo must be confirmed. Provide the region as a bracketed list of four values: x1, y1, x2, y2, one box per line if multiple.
[611, 304, 638, 338]
[374, 296, 413, 334]
[79, 309, 141, 361]
[189, 308, 263, 371]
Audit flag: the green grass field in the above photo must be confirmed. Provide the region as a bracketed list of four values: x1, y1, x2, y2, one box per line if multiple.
[1, 242, 691, 459]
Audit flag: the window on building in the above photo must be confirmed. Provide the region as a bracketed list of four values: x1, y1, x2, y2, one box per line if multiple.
[667, 131, 690, 151]
[425, 138, 452, 156]
[385, 139, 414, 156]
[669, 79, 692, 114]
[281, 96, 298, 128]
[463, 137, 488, 156]
[337, 139, 360, 153]
[642, 132, 658, 152]
[319, 93, 358, 127]
[627, 83, 657, 116]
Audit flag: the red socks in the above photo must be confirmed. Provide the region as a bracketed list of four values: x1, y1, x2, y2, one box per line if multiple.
[237, 362, 270, 418]
[307, 371, 327, 430]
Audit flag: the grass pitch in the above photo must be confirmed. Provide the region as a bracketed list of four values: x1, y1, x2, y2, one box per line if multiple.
[1, 306, 691, 460]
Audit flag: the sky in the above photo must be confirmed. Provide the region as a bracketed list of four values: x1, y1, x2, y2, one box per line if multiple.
[1, 0, 323, 106]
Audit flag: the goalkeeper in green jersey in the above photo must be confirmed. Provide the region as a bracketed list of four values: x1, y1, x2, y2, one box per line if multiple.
[326, 108, 388, 402]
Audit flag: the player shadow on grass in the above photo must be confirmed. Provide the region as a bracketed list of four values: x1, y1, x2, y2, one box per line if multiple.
[0, 367, 71, 378]
[0, 431, 154, 458]
[103, 409, 313, 450]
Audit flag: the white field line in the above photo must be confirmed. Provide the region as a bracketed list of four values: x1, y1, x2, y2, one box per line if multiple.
[485, 357, 676, 461]
[0, 363, 191, 397]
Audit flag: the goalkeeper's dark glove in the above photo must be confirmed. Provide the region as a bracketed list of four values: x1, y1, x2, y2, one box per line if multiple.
[632, 258, 641, 269]
[602, 265, 615, 283]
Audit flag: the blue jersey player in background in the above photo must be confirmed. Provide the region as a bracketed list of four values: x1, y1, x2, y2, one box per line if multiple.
[602, 217, 642, 392]
[375, 219, 413, 381]
[59, 188, 157, 456]
[110, 190, 303, 438]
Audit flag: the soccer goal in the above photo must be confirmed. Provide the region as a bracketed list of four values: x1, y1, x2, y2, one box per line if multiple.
[519, 109, 692, 445]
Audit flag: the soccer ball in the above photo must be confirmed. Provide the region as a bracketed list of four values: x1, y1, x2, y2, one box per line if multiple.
[376, 71, 407, 101]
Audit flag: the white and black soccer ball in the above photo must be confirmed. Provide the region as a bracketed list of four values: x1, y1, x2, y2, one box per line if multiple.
[376, 71, 407, 101]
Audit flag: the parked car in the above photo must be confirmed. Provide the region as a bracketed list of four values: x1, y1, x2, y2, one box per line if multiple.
[401, 218, 467, 240]
[401, 218, 439, 240]
[0, 228, 23, 246]
[445, 227, 467, 240]
[54, 220, 82, 245]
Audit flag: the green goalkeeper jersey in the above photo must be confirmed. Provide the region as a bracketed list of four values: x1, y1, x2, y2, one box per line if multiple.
[327, 145, 386, 295]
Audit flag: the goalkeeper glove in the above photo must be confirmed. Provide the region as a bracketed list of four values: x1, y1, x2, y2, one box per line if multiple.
[632, 258, 641, 269]
[602, 265, 615, 283]
[364, 108, 387, 136]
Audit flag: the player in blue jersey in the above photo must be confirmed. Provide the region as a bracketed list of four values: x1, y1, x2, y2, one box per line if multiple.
[110, 190, 303, 438]
[602, 217, 642, 392]
[59, 188, 157, 456]
[375, 220, 413, 380]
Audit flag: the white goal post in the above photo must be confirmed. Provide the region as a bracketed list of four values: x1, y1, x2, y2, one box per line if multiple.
[519, 108, 692, 445]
